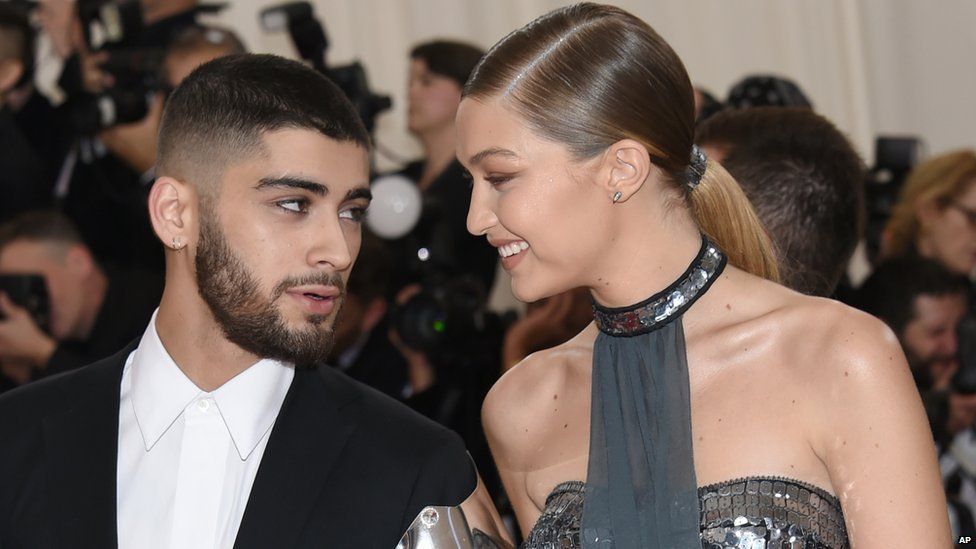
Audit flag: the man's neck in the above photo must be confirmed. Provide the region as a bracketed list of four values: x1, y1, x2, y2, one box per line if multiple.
[155, 281, 262, 392]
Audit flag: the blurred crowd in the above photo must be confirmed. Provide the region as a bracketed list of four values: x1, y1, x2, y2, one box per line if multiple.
[1, 0, 975, 541]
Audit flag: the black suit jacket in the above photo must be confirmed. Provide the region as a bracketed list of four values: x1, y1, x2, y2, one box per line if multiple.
[0, 342, 476, 548]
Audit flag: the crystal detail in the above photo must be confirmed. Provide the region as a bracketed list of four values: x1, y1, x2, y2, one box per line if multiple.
[592, 236, 727, 337]
[522, 476, 849, 548]
[420, 507, 439, 528]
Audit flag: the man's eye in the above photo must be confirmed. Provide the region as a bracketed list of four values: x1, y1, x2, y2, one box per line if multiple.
[277, 199, 308, 213]
[340, 207, 367, 222]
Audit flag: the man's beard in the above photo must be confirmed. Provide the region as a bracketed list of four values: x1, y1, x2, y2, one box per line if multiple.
[194, 213, 345, 368]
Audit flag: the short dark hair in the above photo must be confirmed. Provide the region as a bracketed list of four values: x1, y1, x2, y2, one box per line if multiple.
[410, 40, 484, 88]
[0, 211, 85, 254]
[696, 107, 865, 296]
[157, 53, 370, 191]
[0, 4, 34, 88]
[855, 257, 968, 335]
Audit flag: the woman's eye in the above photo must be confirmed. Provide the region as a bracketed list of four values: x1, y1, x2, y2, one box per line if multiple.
[277, 199, 308, 213]
[485, 174, 514, 186]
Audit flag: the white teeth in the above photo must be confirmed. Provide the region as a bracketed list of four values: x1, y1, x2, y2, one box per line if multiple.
[498, 241, 529, 258]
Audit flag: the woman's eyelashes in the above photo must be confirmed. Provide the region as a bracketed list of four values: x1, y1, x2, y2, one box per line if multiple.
[339, 206, 368, 223]
[461, 168, 515, 187]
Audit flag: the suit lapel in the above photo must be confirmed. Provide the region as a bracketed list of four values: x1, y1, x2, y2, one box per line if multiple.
[234, 368, 356, 549]
[42, 344, 132, 549]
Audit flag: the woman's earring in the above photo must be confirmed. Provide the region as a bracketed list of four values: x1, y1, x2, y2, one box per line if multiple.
[172, 237, 184, 251]
[612, 191, 622, 203]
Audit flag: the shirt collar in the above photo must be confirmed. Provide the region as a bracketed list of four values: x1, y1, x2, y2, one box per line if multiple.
[130, 310, 295, 460]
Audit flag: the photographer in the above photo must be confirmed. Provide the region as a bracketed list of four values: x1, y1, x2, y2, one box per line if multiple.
[0, 211, 161, 390]
[0, 5, 53, 222]
[855, 258, 973, 443]
[388, 40, 498, 295]
[325, 233, 408, 399]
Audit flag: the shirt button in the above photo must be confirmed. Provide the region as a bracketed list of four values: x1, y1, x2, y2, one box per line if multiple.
[197, 399, 212, 412]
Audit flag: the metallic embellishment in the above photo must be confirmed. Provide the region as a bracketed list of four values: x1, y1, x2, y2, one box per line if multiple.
[687, 144, 708, 190]
[591, 235, 726, 337]
[522, 477, 849, 549]
[612, 191, 623, 203]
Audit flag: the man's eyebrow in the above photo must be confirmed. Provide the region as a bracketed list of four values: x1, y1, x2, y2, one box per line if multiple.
[468, 147, 519, 166]
[255, 177, 328, 196]
[346, 186, 372, 202]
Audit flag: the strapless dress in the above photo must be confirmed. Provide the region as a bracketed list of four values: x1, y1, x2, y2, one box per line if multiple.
[521, 476, 849, 548]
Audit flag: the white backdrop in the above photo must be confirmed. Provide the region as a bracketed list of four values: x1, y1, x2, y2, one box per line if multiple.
[204, 0, 976, 172]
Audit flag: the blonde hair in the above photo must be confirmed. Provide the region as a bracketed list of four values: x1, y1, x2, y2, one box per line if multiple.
[884, 149, 976, 258]
[464, 3, 778, 281]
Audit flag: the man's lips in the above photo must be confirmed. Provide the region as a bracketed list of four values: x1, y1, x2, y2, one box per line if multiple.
[285, 286, 340, 315]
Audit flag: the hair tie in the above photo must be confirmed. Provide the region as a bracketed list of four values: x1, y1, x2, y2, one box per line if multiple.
[686, 145, 707, 190]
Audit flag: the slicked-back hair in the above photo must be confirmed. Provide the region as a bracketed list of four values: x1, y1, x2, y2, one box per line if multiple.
[157, 54, 370, 193]
[462, 3, 780, 282]
[696, 107, 866, 297]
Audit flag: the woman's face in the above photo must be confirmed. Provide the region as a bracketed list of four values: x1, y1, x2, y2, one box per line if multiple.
[407, 59, 462, 135]
[457, 98, 612, 302]
[918, 180, 976, 276]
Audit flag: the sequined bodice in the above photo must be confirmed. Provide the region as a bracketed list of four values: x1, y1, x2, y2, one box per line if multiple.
[521, 477, 849, 548]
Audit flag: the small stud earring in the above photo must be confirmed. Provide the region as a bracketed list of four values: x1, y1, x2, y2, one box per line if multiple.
[612, 191, 622, 203]
[172, 237, 183, 250]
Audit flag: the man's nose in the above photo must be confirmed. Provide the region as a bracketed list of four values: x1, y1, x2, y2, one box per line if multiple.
[306, 215, 353, 272]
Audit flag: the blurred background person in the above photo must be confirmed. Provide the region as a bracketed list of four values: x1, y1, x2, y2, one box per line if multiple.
[882, 149, 976, 278]
[0, 211, 161, 392]
[855, 256, 976, 542]
[696, 106, 865, 297]
[325, 232, 408, 399]
[387, 39, 497, 295]
[725, 74, 813, 110]
[0, 5, 53, 222]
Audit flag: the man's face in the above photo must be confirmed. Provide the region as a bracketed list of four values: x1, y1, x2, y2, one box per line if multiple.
[901, 292, 967, 384]
[194, 128, 371, 366]
[0, 240, 90, 340]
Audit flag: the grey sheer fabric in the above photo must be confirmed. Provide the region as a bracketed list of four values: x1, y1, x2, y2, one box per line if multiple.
[582, 236, 726, 548]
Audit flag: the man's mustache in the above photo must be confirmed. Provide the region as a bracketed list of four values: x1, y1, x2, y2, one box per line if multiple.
[270, 273, 346, 301]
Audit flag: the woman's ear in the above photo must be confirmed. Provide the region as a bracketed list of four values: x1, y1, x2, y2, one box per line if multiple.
[915, 197, 943, 231]
[598, 139, 652, 204]
[148, 175, 196, 253]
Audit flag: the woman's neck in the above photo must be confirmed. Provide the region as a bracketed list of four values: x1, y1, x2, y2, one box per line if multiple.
[588, 198, 704, 309]
[417, 125, 457, 190]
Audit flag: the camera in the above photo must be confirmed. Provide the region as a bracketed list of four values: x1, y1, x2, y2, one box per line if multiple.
[259, 2, 391, 134]
[391, 275, 494, 358]
[863, 136, 923, 265]
[0, 274, 50, 333]
[64, 0, 225, 133]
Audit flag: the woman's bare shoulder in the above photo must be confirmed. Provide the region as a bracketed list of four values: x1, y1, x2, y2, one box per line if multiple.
[482, 323, 596, 470]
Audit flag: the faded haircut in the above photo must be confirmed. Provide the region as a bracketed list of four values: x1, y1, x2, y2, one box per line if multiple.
[157, 53, 370, 195]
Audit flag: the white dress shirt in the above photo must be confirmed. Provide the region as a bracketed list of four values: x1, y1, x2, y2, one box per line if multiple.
[117, 311, 295, 549]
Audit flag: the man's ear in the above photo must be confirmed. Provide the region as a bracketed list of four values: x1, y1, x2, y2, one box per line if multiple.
[148, 175, 197, 252]
[596, 139, 653, 204]
[0, 59, 24, 95]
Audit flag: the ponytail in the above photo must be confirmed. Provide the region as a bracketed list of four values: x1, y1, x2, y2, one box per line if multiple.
[689, 160, 780, 282]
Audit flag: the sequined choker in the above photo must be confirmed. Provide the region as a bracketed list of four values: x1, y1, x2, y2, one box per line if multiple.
[592, 235, 727, 337]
